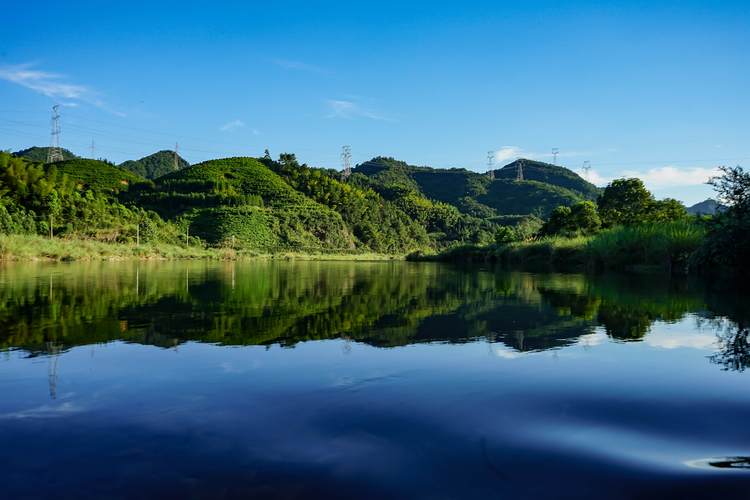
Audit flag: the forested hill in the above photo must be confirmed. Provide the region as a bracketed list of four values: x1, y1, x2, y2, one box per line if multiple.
[120, 150, 190, 179]
[0, 149, 606, 253]
[13, 146, 78, 162]
[353, 156, 598, 218]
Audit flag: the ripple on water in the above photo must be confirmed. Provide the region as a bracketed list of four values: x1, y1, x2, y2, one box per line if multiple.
[686, 457, 750, 471]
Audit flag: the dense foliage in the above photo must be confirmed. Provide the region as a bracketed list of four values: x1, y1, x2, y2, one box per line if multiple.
[0, 152, 179, 243]
[692, 166, 750, 277]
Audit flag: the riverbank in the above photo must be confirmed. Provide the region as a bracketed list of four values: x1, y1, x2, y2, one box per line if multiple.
[410, 221, 707, 274]
[0, 235, 401, 262]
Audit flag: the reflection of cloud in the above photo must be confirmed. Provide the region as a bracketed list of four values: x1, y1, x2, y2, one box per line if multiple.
[577, 332, 608, 347]
[220, 360, 261, 373]
[495, 347, 524, 359]
[646, 332, 716, 350]
[0, 402, 82, 419]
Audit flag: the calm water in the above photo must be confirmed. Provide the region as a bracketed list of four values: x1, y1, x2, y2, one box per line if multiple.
[1, 261, 749, 499]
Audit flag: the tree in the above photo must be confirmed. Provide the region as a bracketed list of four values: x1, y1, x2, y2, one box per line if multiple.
[693, 165, 750, 277]
[709, 165, 750, 215]
[540, 201, 600, 236]
[597, 178, 654, 226]
[651, 198, 687, 222]
[569, 201, 601, 234]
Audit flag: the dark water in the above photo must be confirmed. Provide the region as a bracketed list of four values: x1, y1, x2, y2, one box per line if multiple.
[1, 261, 749, 499]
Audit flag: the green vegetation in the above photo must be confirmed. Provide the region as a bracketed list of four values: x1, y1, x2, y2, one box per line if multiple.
[1, 145, 746, 276]
[419, 168, 749, 279]
[119, 150, 190, 179]
[13, 146, 77, 162]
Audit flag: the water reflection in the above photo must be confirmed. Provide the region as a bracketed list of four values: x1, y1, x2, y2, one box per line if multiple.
[0, 261, 747, 370]
[2, 262, 750, 498]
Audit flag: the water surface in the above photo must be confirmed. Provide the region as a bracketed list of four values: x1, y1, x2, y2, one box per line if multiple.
[1, 261, 748, 498]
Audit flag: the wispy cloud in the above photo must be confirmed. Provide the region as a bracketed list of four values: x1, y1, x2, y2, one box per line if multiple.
[219, 119, 246, 132]
[272, 58, 327, 74]
[326, 99, 392, 121]
[0, 63, 124, 116]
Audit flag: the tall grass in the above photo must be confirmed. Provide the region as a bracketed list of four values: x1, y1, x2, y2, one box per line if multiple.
[586, 220, 705, 272]
[417, 220, 707, 274]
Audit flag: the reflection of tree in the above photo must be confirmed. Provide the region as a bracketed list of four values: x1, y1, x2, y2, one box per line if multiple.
[709, 326, 750, 372]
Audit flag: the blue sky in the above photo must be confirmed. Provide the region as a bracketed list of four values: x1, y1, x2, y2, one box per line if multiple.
[1, 0, 747, 204]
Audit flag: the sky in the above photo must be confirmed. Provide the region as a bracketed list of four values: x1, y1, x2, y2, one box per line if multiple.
[0, 0, 748, 205]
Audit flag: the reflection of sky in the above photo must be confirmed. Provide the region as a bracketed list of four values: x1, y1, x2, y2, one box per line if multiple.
[1, 334, 750, 497]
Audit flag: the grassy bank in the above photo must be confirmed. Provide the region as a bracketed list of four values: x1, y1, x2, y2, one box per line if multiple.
[412, 221, 707, 274]
[0, 235, 402, 262]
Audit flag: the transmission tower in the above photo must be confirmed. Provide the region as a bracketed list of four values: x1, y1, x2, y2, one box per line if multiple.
[516, 159, 524, 181]
[582, 161, 591, 181]
[486, 151, 495, 180]
[89, 138, 96, 159]
[173, 142, 179, 171]
[46, 105, 64, 163]
[552, 148, 559, 165]
[341, 145, 352, 180]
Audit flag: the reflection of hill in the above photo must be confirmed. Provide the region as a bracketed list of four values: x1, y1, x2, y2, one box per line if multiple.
[0, 263, 748, 362]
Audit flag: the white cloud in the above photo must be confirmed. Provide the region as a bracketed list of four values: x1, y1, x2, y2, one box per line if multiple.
[493, 146, 525, 163]
[620, 165, 720, 189]
[219, 119, 246, 132]
[325, 99, 391, 121]
[0, 63, 123, 116]
[272, 59, 326, 73]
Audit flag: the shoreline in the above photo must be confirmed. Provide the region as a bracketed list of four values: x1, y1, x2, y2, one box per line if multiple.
[0, 235, 403, 262]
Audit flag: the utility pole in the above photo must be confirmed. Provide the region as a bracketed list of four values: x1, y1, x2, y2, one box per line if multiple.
[487, 151, 495, 181]
[582, 161, 591, 181]
[174, 142, 179, 171]
[517, 159, 524, 181]
[46, 105, 64, 163]
[552, 148, 559, 166]
[341, 145, 352, 180]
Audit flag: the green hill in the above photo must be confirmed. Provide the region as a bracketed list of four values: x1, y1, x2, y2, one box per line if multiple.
[46, 158, 146, 193]
[263, 155, 429, 253]
[120, 150, 189, 179]
[353, 156, 595, 218]
[13, 146, 78, 162]
[140, 157, 356, 251]
[494, 159, 600, 199]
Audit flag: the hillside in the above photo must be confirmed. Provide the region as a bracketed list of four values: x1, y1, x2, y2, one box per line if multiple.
[139, 157, 357, 251]
[495, 159, 600, 199]
[120, 150, 189, 179]
[47, 158, 147, 193]
[13, 146, 78, 162]
[353, 156, 594, 218]
[687, 198, 725, 215]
